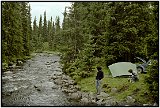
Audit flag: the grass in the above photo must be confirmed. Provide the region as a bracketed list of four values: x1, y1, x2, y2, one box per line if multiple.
[77, 65, 151, 104]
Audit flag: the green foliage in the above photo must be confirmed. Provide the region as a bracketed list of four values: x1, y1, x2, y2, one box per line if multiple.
[2, 2, 32, 69]
[145, 60, 158, 103]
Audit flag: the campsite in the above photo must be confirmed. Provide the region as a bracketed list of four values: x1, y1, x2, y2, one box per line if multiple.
[2, 2, 158, 107]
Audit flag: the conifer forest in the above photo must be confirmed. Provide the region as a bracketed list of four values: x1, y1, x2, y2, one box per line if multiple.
[2, 2, 159, 106]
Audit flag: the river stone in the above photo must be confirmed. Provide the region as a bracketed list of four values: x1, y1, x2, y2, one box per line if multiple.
[126, 96, 135, 103]
[52, 86, 58, 89]
[2, 76, 12, 80]
[62, 82, 69, 87]
[104, 99, 117, 106]
[70, 92, 82, 100]
[74, 85, 81, 90]
[54, 79, 63, 85]
[81, 97, 89, 104]
[4, 71, 13, 74]
[81, 92, 89, 99]
[88, 92, 95, 100]
[51, 76, 57, 80]
[97, 99, 105, 105]
[97, 92, 110, 99]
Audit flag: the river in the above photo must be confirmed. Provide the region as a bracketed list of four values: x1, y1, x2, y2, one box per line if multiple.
[2, 53, 80, 106]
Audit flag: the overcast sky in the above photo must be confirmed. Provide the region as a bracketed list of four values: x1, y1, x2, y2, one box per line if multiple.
[29, 2, 72, 26]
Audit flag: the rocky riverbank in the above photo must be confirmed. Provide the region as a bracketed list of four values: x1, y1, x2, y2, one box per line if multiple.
[50, 73, 132, 106]
[50, 72, 159, 106]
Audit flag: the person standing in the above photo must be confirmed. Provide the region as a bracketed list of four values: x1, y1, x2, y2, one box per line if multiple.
[96, 66, 104, 95]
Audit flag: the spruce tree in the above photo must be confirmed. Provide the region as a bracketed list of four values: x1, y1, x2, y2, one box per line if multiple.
[43, 11, 48, 42]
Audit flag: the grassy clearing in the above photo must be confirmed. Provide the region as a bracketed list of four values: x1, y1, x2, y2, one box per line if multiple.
[77, 65, 151, 104]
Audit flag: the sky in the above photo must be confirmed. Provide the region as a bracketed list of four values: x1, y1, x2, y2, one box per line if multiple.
[29, 2, 72, 26]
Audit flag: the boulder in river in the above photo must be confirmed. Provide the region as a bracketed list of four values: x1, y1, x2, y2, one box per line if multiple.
[54, 78, 63, 85]
[51, 76, 57, 80]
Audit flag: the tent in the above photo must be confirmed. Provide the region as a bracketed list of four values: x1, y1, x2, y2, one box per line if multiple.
[108, 62, 137, 77]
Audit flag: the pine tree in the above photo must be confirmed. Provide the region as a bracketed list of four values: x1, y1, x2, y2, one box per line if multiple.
[52, 20, 55, 50]
[32, 16, 38, 51]
[21, 2, 30, 56]
[43, 11, 48, 42]
[27, 4, 32, 53]
[2, 2, 24, 64]
[37, 15, 43, 51]
[55, 16, 61, 49]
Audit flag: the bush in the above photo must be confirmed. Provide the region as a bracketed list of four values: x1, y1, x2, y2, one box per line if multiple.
[145, 60, 158, 104]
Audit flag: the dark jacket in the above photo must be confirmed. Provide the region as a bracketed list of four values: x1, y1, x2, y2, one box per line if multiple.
[96, 70, 104, 80]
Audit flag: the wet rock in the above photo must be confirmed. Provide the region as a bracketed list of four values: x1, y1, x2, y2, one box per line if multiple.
[3, 91, 13, 96]
[62, 88, 75, 93]
[97, 99, 105, 105]
[67, 80, 74, 85]
[126, 96, 135, 103]
[88, 92, 96, 102]
[62, 83, 69, 88]
[52, 86, 57, 89]
[97, 92, 110, 99]
[36, 88, 41, 91]
[51, 76, 57, 80]
[53, 61, 58, 63]
[61, 75, 70, 80]
[70, 92, 82, 100]
[74, 85, 81, 91]
[54, 78, 63, 85]
[2, 76, 12, 80]
[81, 92, 89, 99]
[34, 85, 38, 88]
[45, 61, 52, 66]
[81, 97, 89, 104]
[4, 71, 13, 74]
[104, 99, 117, 106]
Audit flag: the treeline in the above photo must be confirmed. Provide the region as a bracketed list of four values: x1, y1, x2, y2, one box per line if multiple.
[32, 12, 61, 52]
[2, 2, 32, 67]
[60, 2, 158, 76]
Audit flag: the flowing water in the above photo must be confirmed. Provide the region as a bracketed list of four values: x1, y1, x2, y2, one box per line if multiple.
[2, 53, 79, 106]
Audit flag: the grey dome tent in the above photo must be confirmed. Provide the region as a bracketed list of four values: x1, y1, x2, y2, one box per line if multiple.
[108, 62, 137, 77]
